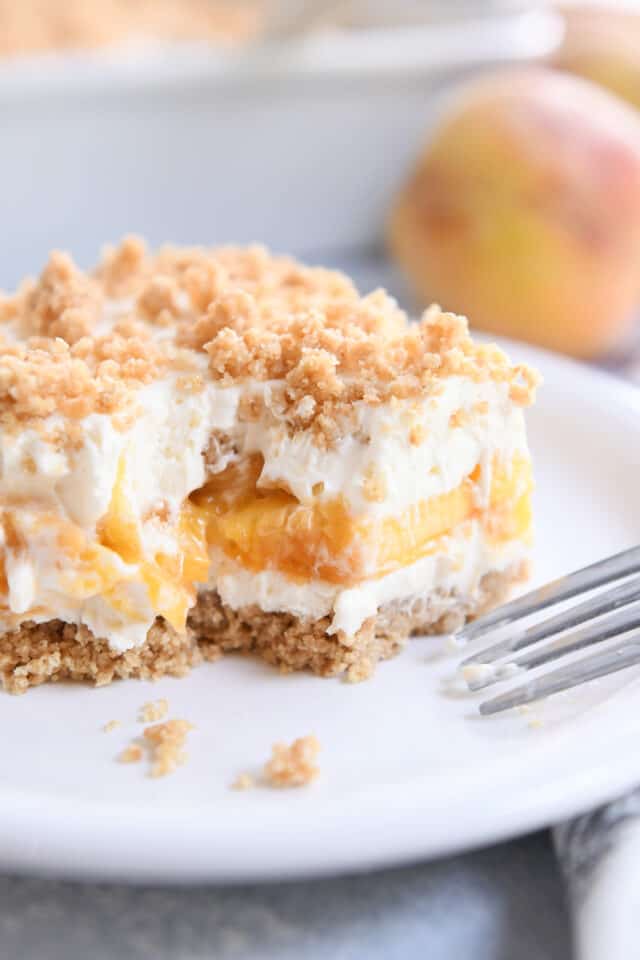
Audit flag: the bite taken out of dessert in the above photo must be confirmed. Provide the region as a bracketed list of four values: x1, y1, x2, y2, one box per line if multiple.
[0, 238, 539, 693]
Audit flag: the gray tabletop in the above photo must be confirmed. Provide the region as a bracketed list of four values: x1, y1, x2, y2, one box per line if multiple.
[0, 833, 571, 960]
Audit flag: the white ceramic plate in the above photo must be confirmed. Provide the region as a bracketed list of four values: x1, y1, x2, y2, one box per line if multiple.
[1, 340, 639, 885]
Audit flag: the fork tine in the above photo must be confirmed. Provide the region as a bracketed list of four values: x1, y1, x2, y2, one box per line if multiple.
[461, 576, 640, 673]
[479, 633, 640, 715]
[465, 599, 640, 691]
[455, 545, 640, 645]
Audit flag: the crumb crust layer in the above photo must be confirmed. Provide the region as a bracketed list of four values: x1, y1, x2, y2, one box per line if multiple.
[0, 566, 523, 693]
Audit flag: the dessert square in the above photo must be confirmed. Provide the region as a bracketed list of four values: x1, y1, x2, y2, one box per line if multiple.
[0, 238, 538, 692]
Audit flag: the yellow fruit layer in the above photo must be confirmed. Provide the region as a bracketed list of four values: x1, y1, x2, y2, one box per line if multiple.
[97, 455, 209, 630]
[188, 452, 532, 586]
[1, 451, 531, 631]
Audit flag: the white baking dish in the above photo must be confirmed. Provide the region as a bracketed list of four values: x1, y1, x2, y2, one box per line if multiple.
[0, 7, 561, 287]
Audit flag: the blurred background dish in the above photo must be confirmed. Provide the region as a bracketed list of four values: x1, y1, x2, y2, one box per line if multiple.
[0, 0, 262, 57]
[6, 1, 640, 360]
[0, 1, 560, 289]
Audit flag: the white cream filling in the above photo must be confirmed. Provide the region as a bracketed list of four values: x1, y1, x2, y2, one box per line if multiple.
[0, 371, 240, 650]
[243, 376, 528, 515]
[0, 368, 530, 651]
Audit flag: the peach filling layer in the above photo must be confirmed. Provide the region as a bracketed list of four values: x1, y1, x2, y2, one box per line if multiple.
[94, 452, 532, 630]
[0, 452, 531, 634]
[188, 454, 532, 584]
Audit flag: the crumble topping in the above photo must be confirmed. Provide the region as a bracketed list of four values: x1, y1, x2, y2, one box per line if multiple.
[98, 235, 148, 298]
[20, 251, 103, 344]
[409, 422, 427, 446]
[115, 705, 194, 776]
[262, 735, 321, 788]
[231, 735, 321, 790]
[0, 338, 122, 426]
[231, 772, 255, 791]
[0, 338, 168, 434]
[118, 744, 143, 764]
[139, 697, 169, 723]
[449, 408, 471, 430]
[143, 718, 194, 777]
[362, 463, 388, 503]
[204, 429, 239, 475]
[0, 237, 539, 441]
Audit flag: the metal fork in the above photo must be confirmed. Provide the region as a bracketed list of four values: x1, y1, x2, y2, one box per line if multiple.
[457, 546, 640, 716]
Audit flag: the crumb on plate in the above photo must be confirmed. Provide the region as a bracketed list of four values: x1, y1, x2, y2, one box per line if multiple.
[231, 772, 255, 791]
[118, 744, 143, 764]
[262, 735, 320, 788]
[139, 697, 169, 723]
[143, 718, 194, 778]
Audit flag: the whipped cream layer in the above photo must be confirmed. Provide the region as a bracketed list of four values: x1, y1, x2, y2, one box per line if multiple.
[247, 375, 528, 516]
[0, 364, 530, 650]
[0, 370, 238, 649]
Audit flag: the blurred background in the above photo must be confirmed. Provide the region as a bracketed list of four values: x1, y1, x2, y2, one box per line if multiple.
[2, 0, 640, 366]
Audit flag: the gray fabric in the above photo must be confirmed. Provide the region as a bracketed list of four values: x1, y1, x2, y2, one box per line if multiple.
[555, 790, 640, 907]
[0, 833, 570, 960]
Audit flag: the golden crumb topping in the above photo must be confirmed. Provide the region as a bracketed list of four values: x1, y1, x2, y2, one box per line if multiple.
[0, 338, 125, 426]
[0, 237, 539, 438]
[0, 331, 166, 431]
[189, 270, 539, 441]
[20, 251, 104, 344]
[262, 734, 321, 788]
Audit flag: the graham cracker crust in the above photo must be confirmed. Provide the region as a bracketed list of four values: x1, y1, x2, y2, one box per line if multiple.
[0, 566, 525, 694]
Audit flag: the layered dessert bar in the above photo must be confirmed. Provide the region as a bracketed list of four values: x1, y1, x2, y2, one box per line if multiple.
[0, 239, 538, 692]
